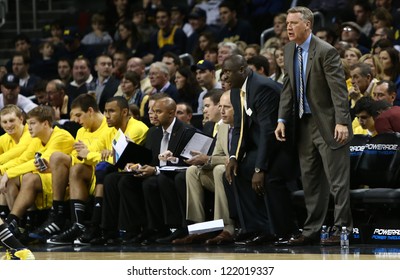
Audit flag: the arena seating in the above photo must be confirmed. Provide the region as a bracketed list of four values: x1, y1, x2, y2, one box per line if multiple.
[292, 133, 400, 237]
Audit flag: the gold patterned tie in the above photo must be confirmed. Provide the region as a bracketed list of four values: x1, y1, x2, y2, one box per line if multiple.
[235, 90, 245, 158]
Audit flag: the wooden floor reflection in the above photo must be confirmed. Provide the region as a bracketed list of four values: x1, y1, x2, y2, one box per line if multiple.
[5, 243, 400, 260]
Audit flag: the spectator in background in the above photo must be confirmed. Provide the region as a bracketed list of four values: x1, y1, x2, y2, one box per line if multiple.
[132, 4, 156, 46]
[81, 13, 113, 46]
[220, 71, 231, 91]
[371, 27, 394, 50]
[175, 66, 202, 111]
[191, 30, 217, 63]
[66, 57, 94, 109]
[315, 27, 337, 46]
[372, 38, 393, 56]
[344, 47, 362, 68]
[93, 54, 120, 113]
[11, 53, 41, 99]
[187, 8, 218, 57]
[260, 47, 277, 76]
[216, 41, 240, 81]
[125, 56, 152, 96]
[148, 61, 178, 101]
[57, 58, 72, 85]
[46, 79, 70, 122]
[162, 52, 181, 85]
[271, 47, 284, 84]
[61, 27, 97, 65]
[217, 1, 256, 44]
[371, 7, 393, 31]
[0, 73, 37, 113]
[272, 13, 287, 39]
[247, 55, 270, 77]
[340, 21, 370, 55]
[114, 20, 146, 58]
[0, 65, 7, 81]
[45, 20, 64, 49]
[170, 5, 193, 38]
[378, 47, 400, 105]
[32, 79, 49, 105]
[373, 80, 400, 133]
[359, 53, 384, 80]
[175, 102, 193, 125]
[36, 41, 58, 80]
[120, 71, 144, 108]
[192, 60, 222, 113]
[104, 0, 131, 37]
[146, 7, 187, 64]
[112, 50, 128, 80]
[6, 34, 39, 74]
[244, 44, 261, 61]
[373, 79, 396, 104]
[353, 0, 373, 38]
[204, 43, 219, 66]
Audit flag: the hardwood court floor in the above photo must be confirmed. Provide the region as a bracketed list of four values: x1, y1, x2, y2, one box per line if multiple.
[7, 243, 400, 260]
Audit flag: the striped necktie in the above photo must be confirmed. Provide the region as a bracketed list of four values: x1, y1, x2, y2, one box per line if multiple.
[297, 46, 304, 118]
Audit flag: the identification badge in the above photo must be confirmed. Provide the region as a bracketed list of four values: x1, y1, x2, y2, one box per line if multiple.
[246, 108, 253, 116]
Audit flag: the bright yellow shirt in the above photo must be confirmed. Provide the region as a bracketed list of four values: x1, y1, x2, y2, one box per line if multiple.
[0, 124, 31, 165]
[84, 117, 148, 165]
[0, 126, 75, 178]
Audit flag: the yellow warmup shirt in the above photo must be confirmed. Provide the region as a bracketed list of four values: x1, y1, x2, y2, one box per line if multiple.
[0, 126, 75, 178]
[71, 117, 114, 163]
[84, 117, 148, 166]
[0, 124, 31, 165]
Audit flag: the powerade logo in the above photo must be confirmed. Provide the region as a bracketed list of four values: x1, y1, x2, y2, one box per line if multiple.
[371, 228, 400, 240]
[365, 144, 398, 150]
[350, 146, 365, 153]
[352, 227, 360, 239]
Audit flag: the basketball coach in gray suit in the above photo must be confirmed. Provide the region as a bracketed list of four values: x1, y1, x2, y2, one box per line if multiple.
[275, 6, 353, 246]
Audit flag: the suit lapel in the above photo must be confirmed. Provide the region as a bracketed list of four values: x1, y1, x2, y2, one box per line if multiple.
[305, 36, 316, 86]
[286, 43, 297, 94]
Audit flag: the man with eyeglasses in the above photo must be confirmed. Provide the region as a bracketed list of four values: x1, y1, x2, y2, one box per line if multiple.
[340, 21, 370, 54]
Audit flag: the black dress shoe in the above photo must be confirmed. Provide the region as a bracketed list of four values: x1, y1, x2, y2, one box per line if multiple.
[275, 234, 316, 246]
[155, 228, 188, 244]
[140, 228, 172, 245]
[233, 231, 259, 242]
[235, 232, 277, 246]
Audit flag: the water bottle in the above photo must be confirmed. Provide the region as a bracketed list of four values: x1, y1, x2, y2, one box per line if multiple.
[340, 226, 349, 248]
[320, 225, 328, 242]
[34, 152, 47, 172]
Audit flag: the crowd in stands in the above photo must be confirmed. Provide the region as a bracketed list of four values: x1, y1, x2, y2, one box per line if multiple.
[1, 0, 400, 254]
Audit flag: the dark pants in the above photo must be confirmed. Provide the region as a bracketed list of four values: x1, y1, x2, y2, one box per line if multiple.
[142, 172, 185, 230]
[102, 172, 146, 233]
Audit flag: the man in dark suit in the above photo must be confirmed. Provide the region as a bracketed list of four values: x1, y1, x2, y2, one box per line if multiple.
[224, 54, 299, 245]
[11, 53, 41, 98]
[93, 96, 193, 245]
[93, 54, 120, 113]
[275, 6, 353, 246]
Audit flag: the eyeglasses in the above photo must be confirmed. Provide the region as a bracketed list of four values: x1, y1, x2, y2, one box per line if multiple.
[342, 27, 353, 32]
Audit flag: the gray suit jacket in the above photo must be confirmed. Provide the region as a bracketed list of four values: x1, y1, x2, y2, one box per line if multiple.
[278, 34, 353, 149]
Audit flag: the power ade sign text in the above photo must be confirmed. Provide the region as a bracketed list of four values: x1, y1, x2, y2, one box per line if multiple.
[372, 228, 400, 240]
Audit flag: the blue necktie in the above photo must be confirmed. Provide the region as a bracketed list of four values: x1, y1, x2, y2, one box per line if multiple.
[297, 46, 304, 118]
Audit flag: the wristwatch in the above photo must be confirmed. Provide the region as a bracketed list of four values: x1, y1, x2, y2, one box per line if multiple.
[255, 167, 261, 173]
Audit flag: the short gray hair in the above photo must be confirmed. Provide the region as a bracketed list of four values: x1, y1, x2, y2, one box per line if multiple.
[287, 6, 314, 28]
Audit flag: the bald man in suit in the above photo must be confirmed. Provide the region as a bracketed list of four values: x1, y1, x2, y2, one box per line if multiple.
[224, 54, 299, 245]
[275, 6, 353, 246]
